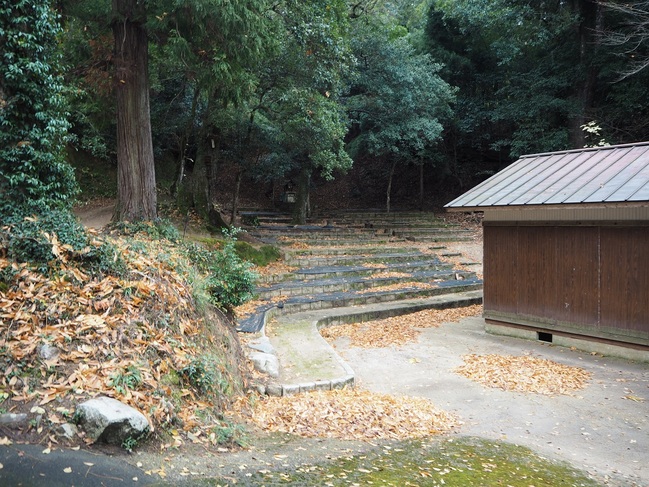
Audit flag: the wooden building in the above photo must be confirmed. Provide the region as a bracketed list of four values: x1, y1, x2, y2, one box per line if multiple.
[446, 142, 649, 358]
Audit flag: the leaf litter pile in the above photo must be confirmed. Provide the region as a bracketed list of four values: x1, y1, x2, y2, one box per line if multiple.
[456, 354, 591, 395]
[0, 227, 248, 448]
[244, 388, 459, 441]
[321, 305, 483, 348]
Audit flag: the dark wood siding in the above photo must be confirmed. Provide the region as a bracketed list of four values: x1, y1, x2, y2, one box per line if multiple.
[600, 227, 649, 338]
[484, 224, 649, 346]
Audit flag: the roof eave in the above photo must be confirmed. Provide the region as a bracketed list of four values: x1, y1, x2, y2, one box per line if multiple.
[445, 201, 649, 213]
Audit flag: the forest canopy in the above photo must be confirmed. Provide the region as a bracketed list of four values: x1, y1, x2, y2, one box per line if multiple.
[2, 0, 649, 224]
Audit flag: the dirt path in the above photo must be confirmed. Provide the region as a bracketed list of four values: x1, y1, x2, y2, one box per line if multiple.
[73, 199, 115, 229]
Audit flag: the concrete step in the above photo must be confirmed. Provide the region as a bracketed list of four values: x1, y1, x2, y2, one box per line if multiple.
[255, 268, 477, 299]
[291, 258, 455, 281]
[284, 251, 441, 267]
[238, 278, 482, 333]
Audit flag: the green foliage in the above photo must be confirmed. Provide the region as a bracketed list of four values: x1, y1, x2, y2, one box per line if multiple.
[1, 209, 125, 275]
[109, 364, 144, 395]
[210, 418, 248, 447]
[0, 0, 79, 218]
[185, 229, 258, 310]
[252, 0, 354, 205]
[3, 210, 87, 265]
[347, 20, 454, 163]
[110, 219, 180, 242]
[277, 88, 353, 180]
[234, 241, 281, 267]
[180, 354, 232, 397]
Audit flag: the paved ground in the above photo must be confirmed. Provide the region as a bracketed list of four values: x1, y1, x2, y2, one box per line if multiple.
[0, 442, 157, 486]
[333, 315, 649, 486]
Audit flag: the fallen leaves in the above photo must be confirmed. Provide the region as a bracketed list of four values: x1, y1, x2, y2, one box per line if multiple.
[455, 354, 591, 395]
[321, 305, 483, 348]
[247, 388, 459, 441]
[0, 233, 245, 445]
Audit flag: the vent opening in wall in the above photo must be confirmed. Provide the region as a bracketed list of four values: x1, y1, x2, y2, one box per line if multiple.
[538, 332, 553, 343]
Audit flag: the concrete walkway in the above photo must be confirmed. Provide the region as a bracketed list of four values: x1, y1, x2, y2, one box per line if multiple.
[254, 291, 483, 395]
[337, 315, 649, 486]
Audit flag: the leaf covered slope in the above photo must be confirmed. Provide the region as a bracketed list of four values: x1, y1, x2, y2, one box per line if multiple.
[0, 226, 248, 447]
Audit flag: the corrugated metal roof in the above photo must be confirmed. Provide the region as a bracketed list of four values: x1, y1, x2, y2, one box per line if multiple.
[445, 142, 649, 210]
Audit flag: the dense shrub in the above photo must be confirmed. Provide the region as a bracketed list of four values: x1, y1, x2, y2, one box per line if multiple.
[0, 0, 79, 217]
[184, 229, 258, 311]
[1, 210, 124, 275]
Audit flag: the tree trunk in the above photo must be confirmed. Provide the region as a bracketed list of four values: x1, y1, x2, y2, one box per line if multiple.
[419, 161, 424, 211]
[112, 0, 157, 222]
[171, 85, 200, 198]
[204, 131, 229, 229]
[385, 159, 397, 214]
[292, 165, 311, 225]
[230, 168, 243, 226]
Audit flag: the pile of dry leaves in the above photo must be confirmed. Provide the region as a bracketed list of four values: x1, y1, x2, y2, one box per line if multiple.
[321, 305, 483, 348]
[244, 388, 459, 441]
[456, 354, 592, 395]
[0, 230, 247, 447]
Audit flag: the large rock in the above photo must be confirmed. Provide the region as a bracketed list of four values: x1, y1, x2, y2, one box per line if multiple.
[249, 351, 280, 378]
[247, 336, 275, 355]
[76, 396, 150, 445]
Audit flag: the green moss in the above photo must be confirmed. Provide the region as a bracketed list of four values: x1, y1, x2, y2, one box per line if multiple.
[234, 241, 282, 267]
[181, 437, 602, 486]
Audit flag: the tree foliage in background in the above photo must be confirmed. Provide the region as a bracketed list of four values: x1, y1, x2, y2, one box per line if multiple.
[51, 0, 649, 215]
[424, 0, 649, 196]
[346, 19, 454, 212]
[254, 0, 354, 224]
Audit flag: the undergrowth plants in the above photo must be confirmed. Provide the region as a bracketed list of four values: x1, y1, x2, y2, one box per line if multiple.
[184, 228, 258, 312]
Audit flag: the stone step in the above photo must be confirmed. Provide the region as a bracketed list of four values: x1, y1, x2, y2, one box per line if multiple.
[238, 278, 482, 333]
[257, 235, 472, 247]
[255, 268, 477, 299]
[283, 245, 442, 257]
[291, 258, 458, 281]
[284, 251, 441, 267]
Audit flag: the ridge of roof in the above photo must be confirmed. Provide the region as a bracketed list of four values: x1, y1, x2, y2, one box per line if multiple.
[520, 141, 649, 159]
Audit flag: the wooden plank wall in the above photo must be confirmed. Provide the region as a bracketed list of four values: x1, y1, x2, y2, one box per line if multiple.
[484, 225, 649, 345]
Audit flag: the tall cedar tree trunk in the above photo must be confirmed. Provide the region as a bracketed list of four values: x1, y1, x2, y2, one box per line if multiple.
[568, 0, 601, 148]
[112, 0, 157, 221]
[292, 165, 311, 225]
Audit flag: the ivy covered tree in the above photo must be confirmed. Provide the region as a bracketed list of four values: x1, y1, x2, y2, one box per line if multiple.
[0, 0, 78, 219]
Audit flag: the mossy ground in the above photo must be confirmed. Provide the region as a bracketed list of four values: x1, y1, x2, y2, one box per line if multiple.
[169, 436, 601, 486]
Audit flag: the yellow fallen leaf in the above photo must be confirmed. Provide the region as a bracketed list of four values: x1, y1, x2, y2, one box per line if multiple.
[63, 467, 72, 473]
[42, 448, 51, 455]
[623, 395, 645, 402]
